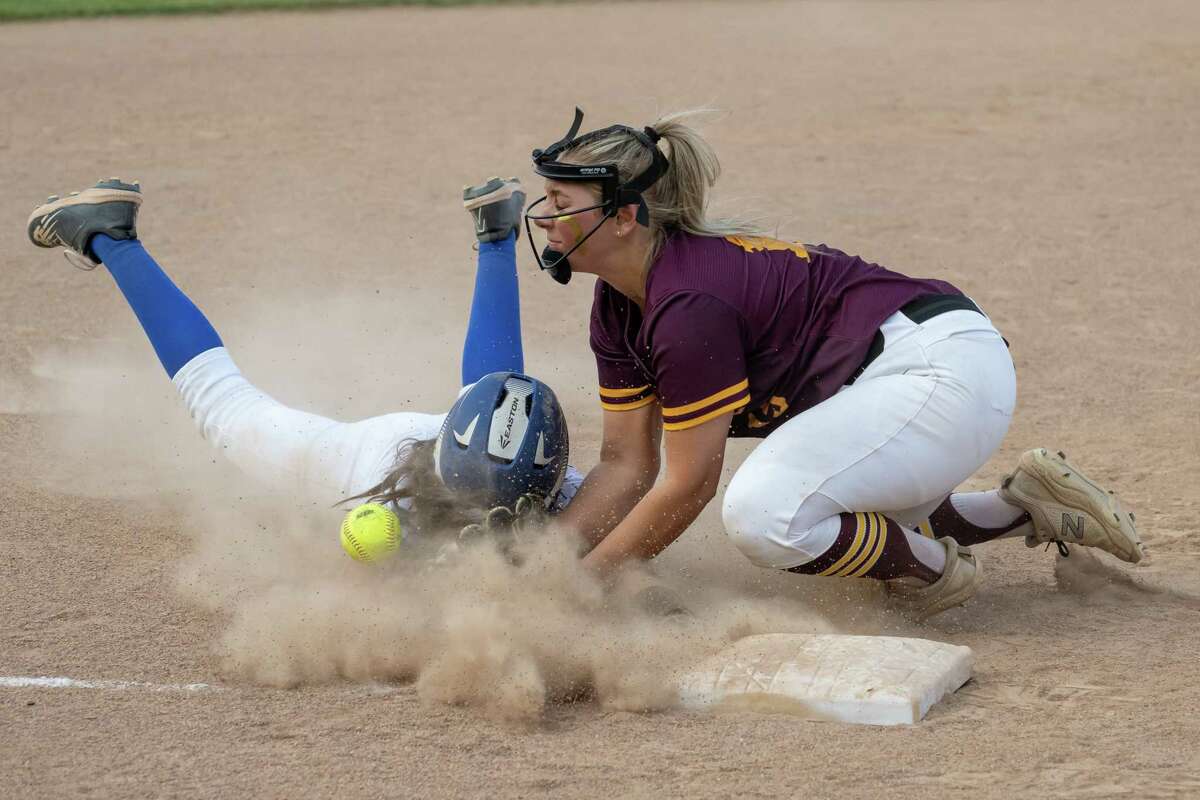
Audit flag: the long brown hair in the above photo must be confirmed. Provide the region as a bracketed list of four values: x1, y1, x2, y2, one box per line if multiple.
[344, 438, 489, 533]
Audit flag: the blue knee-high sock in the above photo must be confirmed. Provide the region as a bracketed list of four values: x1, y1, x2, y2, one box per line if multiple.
[461, 233, 523, 385]
[91, 234, 223, 379]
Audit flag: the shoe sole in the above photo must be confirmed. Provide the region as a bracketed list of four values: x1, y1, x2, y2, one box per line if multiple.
[1006, 448, 1142, 563]
[27, 187, 143, 231]
[463, 177, 521, 211]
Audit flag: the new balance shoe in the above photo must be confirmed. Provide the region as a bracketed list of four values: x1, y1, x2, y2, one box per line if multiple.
[886, 537, 981, 620]
[1000, 448, 1143, 563]
[463, 176, 525, 243]
[27, 178, 142, 268]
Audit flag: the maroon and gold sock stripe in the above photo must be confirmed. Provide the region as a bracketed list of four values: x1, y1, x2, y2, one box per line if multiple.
[816, 512, 889, 578]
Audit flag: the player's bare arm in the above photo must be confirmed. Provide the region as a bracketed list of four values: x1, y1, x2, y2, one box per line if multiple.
[582, 410, 731, 573]
[557, 401, 661, 550]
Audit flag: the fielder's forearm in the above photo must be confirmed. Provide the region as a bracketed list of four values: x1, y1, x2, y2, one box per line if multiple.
[558, 458, 657, 550]
[581, 479, 713, 574]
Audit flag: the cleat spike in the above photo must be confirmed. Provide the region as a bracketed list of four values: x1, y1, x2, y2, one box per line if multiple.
[46, 195, 59, 202]
[63, 250, 99, 271]
[69, 191, 79, 196]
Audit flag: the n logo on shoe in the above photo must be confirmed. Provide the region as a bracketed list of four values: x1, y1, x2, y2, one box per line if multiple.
[1061, 513, 1086, 541]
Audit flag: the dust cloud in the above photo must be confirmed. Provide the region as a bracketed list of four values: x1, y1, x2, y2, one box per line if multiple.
[172, 492, 840, 723]
[12, 305, 860, 723]
[1054, 547, 1200, 608]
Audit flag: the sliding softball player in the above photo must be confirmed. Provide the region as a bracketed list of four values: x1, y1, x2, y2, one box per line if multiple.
[25, 177, 578, 533]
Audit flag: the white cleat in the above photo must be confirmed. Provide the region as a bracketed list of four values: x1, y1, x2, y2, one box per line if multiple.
[1000, 448, 1143, 564]
[886, 537, 981, 620]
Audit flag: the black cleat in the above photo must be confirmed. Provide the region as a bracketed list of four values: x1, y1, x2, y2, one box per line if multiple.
[463, 176, 525, 244]
[27, 178, 142, 268]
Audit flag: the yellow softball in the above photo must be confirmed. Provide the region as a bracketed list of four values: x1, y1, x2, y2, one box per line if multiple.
[339, 503, 402, 563]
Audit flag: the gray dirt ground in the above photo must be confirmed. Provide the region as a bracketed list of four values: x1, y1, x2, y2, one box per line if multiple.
[2, 1, 1200, 797]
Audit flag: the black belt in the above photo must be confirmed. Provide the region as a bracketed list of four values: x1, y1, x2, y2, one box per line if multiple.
[845, 294, 984, 385]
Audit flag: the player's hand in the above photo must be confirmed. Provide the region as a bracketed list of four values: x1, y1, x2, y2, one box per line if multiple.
[458, 493, 548, 548]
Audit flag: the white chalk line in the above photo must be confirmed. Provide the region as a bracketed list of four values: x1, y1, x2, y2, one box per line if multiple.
[0, 675, 405, 696]
[1, 675, 218, 693]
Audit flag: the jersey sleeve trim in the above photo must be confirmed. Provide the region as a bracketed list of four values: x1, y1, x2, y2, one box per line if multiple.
[601, 394, 657, 412]
[597, 382, 655, 411]
[600, 393, 657, 412]
[660, 379, 750, 416]
[662, 395, 750, 431]
[599, 383, 653, 399]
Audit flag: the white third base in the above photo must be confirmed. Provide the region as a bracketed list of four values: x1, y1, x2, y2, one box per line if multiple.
[676, 633, 973, 726]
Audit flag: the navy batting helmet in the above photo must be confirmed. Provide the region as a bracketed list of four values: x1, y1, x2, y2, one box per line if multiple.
[434, 372, 569, 509]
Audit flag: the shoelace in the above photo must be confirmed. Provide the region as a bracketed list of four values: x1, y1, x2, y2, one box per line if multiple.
[1045, 540, 1071, 558]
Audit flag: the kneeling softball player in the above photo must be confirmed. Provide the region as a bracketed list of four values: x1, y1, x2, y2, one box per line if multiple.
[521, 108, 1143, 618]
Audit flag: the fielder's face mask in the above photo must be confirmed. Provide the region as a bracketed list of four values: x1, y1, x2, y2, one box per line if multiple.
[524, 107, 669, 285]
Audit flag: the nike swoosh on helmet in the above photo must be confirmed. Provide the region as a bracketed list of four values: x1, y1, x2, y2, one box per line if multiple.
[533, 432, 554, 466]
[453, 414, 479, 446]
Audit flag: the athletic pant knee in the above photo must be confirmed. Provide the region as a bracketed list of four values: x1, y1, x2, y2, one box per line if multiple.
[721, 473, 784, 567]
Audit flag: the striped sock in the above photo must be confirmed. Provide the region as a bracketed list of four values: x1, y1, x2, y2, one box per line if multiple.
[788, 512, 941, 584]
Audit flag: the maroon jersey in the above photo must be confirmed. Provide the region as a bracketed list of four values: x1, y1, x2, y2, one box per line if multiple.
[591, 233, 961, 437]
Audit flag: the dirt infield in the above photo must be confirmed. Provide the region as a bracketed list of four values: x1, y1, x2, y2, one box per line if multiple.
[3, 1, 1199, 797]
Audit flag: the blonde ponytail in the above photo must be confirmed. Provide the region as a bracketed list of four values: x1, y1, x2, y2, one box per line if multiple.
[562, 110, 761, 261]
